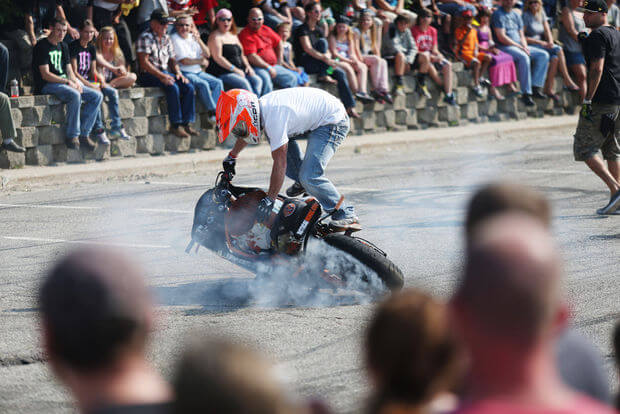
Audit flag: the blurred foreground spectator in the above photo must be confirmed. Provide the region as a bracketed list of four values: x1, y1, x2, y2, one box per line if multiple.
[38, 246, 172, 414]
[614, 322, 620, 410]
[173, 337, 306, 414]
[0, 92, 26, 152]
[451, 212, 615, 413]
[364, 289, 462, 414]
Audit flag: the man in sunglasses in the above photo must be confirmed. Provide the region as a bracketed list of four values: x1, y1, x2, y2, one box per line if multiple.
[239, 8, 299, 95]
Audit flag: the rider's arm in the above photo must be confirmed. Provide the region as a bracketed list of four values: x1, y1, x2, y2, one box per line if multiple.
[267, 144, 288, 200]
[229, 139, 248, 157]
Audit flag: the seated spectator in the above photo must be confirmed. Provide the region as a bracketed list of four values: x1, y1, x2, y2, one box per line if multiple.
[239, 8, 298, 95]
[255, 0, 294, 30]
[39, 247, 173, 414]
[136, 0, 170, 35]
[454, 9, 494, 98]
[411, 8, 456, 105]
[276, 22, 310, 86]
[364, 289, 462, 414]
[167, 0, 199, 18]
[293, 2, 360, 117]
[374, 0, 419, 25]
[96, 26, 138, 89]
[450, 213, 616, 414]
[192, 0, 219, 36]
[137, 9, 198, 138]
[70, 19, 129, 145]
[172, 14, 223, 121]
[435, 0, 476, 17]
[355, 9, 393, 103]
[92, 0, 136, 68]
[0, 92, 26, 152]
[559, 0, 587, 101]
[173, 337, 305, 414]
[207, 9, 264, 95]
[351, 0, 385, 41]
[523, 0, 580, 102]
[410, 0, 452, 54]
[382, 14, 432, 99]
[329, 15, 375, 103]
[607, 0, 620, 29]
[34, 18, 103, 150]
[477, 8, 519, 100]
[492, 0, 550, 106]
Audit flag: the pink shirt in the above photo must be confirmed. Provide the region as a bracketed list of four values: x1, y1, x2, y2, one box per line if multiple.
[411, 25, 437, 53]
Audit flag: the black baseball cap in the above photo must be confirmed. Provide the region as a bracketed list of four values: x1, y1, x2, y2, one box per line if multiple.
[151, 9, 176, 24]
[577, 0, 608, 13]
[335, 14, 352, 25]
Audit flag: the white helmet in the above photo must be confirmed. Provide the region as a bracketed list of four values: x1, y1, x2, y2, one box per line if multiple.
[215, 89, 261, 145]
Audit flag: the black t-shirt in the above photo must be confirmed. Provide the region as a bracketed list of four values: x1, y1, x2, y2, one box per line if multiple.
[88, 402, 172, 414]
[584, 25, 620, 104]
[21, 0, 63, 34]
[69, 40, 97, 79]
[61, 0, 93, 28]
[293, 23, 325, 65]
[33, 37, 70, 93]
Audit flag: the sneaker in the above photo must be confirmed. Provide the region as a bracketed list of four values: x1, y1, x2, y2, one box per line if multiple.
[109, 127, 131, 140]
[479, 77, 491, 88]
[184, 125, 200, 136]
[381, 91, 394, 105]
[393, 84, 405, 96]
[330, 206, 360, 228]
[521, 95, 535, 107]
[79, 135, 96, 151]
[94, 129, 110, 145]
[1, 141, 26, 153]
[355, 92, 375, 103]
[596, 189, 620, 215]
[443, 93, 458, 106]
[66, 137, 80, 149]
[532, 87, 547, 99]
[472, 85, 484, 98]
[170, 125, 190, 138]
[286, 182, 307, 197]
[208, 113, 216, 124]
[416, 82, 432, 99]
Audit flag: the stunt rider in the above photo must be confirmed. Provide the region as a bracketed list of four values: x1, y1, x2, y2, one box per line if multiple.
[216, 87, 359, 227]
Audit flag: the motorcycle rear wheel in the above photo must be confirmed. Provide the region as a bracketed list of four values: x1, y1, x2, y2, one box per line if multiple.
[322, 234, 404, 292]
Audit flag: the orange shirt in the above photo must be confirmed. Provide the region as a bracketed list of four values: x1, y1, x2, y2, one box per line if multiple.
[454, 25, 478, 62]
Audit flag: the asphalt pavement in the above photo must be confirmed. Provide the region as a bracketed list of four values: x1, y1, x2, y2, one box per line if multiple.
[0, 119, 618, 413]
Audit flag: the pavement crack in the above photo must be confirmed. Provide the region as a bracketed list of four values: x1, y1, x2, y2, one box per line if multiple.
[0, 354, 46, 367]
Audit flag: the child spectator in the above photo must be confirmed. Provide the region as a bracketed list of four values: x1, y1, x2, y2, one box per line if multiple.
[477, 7, 519, 100]
[355, 9, 393, 103]
[411, 8, 456, 105]
[96, 26, 138, 90]
[329, 15, 375, 103]
[454, 9, 493, 98]
[382, 14, 433, 98]
[71, 20, 131, 144]
[276, 22, 310, 86]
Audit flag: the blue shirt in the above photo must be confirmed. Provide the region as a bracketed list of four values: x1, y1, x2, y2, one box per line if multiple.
[491, 7, 523, 44]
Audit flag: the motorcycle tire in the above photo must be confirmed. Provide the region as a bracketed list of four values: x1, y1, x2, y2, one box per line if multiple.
[322, 234, 404, 291]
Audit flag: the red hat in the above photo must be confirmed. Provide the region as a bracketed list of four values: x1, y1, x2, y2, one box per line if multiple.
[462, 9, 473, 17]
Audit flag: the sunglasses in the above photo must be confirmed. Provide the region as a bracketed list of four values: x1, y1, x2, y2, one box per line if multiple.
[251, 17, 264, 21]
[219, 17, 232, 22]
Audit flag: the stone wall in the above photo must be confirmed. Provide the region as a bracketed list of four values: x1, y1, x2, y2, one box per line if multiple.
[0, 61, 581, 169]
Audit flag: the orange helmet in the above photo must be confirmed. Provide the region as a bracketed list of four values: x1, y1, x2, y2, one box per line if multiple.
[216, 89, 261, 145]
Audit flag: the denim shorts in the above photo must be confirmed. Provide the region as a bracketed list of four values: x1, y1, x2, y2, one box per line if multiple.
[565, 50, 585, 66]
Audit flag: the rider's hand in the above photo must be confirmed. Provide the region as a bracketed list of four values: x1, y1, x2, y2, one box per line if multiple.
[223, 153, 236, 179]
[256, 197, 274, 223]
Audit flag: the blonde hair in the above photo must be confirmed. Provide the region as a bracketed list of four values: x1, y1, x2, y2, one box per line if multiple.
[357, 16, 377, 55]
[96, 26, 124, 65]
[527, 0, 544, 21]
[330, 22, 355, 48]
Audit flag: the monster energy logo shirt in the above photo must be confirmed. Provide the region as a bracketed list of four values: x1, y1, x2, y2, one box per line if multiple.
[69, 40, 97, 79]
[33, 38, 70, 93]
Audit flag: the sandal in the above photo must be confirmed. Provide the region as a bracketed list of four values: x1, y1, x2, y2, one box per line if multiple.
[347, 108, 361, 119]
[318, 76, 337, 84]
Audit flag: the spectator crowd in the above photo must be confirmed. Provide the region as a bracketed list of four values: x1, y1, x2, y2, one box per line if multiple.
[38, 181, 620, 414]
[1, 0, 618, 151]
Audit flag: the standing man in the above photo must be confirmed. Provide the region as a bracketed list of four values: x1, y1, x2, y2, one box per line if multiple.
[239, 8, 298, 96]
[217, 88, 359, 227]
[34, 18, 103, 150]
[0, 92, 26, 153]
[574, 0, 620, 214]
[137, 9, 198, 138]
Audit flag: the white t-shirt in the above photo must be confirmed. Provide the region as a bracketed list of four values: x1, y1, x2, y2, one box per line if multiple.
[259, 88, 348, 152]
[171, 33, 203, 73]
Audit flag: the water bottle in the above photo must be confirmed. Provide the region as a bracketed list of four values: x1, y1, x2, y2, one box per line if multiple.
[9, 79, 19, 98]
[326, 66, 334, 75]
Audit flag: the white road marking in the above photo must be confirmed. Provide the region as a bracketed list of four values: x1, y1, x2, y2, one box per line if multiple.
[145, 181, 200, 186]
[137, 208, 192, 214]
[0, 203, 101, 210]
[2, 236, 170, 249]
[506, 168, 590, 175]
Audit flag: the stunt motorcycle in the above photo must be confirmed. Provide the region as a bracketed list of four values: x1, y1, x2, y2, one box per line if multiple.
[186, 172, 404, 294]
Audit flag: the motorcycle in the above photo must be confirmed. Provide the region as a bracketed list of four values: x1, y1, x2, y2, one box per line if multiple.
[186, 172, 404, 294]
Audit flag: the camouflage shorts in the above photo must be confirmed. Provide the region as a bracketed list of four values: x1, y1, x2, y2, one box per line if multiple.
[573, 103, 620, 161]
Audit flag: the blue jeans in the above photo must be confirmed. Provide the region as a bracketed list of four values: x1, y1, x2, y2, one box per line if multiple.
[42, 82, 103, 138]
[254, 65, 298, 93]
[94, 85, 121, 132]
[498, 44, 549, 94]
[183, 71, 223, 112]
[286, 119, 352, 213]
[264, 12, 283, 30]
[437, 2, 476, 14]
[138, 71, 195, 125]
[219, 71, 264, 96]
[301, 38, 356, 109]
[529, 43, 561, 59]
[0, 42, 7, 92]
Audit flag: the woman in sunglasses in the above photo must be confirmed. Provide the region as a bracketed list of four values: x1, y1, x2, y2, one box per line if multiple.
[207, 8, 265, 95]
[522, 0, 580, 102]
